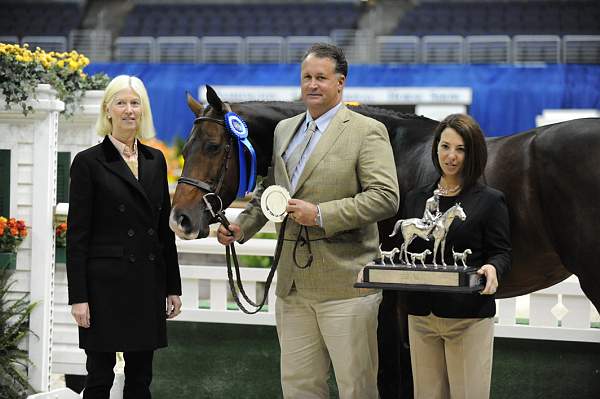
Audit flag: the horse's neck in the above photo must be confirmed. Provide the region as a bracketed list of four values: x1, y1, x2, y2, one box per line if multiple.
[442, 208, 457, 228]
[233, 102, 306, 176]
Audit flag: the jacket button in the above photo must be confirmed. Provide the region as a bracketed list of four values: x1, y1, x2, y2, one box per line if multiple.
[148, 253, 156, 261]
[128, 229, 135, 237]
[129, 254, 136, 263]
[118, 204, 126, 212]
[147, 228, 155, 236]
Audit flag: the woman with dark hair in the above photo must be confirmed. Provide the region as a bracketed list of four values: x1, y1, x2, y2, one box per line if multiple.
[400, 114, 511, 399]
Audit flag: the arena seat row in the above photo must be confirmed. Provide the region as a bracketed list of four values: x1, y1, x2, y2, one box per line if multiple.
[120, 3, 360, 38]
[4, 1, 600, 41]
[0, 2, 82, 37]
[395, 0, 600, 36]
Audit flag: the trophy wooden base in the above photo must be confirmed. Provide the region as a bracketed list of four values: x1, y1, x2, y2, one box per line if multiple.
[355, 261, 485, 293]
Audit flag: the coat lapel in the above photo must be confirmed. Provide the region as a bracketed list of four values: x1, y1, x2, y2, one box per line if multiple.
[137, 142, 157, 201]
[276, 113, 306, 190]
[97, 136, 153, 212]
[293, 106, 350, 194]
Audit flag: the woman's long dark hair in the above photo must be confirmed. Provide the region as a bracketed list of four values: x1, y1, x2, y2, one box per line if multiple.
[431, 113, 487, 190]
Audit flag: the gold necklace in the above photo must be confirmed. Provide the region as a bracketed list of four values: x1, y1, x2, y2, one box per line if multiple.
[437, 182, 462, 196]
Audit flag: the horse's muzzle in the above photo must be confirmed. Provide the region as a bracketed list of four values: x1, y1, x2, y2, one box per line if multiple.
[169, 207, 210, 239]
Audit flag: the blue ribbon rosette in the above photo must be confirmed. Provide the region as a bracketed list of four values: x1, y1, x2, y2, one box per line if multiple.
[225, 112, 256, 198]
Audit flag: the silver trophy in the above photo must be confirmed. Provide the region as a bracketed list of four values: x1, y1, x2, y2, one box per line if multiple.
[358, 191, 484, 292]
[389, 189, 468, 268]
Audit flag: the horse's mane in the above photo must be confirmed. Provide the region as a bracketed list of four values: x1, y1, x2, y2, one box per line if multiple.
[236, 100, 433, 121]
[346, 103, 433, 122]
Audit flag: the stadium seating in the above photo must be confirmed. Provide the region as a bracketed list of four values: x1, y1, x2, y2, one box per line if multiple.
[2, 1, 600, 64]
[0, 2, 81, 37]
[394, 1, 600, 36]
[119, 3, 360, 38]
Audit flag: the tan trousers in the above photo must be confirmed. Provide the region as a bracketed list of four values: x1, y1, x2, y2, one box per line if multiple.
[275, 291, 382, 399]
[408, 313, 494, 399]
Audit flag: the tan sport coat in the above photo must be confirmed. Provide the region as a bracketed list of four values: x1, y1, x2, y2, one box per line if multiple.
[237, 105, 399, 301]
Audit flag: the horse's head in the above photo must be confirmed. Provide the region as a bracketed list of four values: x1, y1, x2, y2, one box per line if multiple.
[169, 86, 240, 239]
[452, 203, 467, 222]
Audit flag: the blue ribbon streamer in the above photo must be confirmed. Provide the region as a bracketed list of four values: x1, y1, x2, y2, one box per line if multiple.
[225, 112, 257, 198]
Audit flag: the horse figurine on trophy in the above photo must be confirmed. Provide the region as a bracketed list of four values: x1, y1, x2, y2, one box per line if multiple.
[389, 202, 466, 268]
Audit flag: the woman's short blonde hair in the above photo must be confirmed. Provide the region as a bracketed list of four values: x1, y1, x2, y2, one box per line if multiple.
[95, 75, 156, 139]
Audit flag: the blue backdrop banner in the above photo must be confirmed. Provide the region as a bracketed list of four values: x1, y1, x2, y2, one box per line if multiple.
[85, 63, 600, 143]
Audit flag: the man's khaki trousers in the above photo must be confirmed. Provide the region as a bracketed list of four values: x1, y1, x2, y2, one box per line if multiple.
[275, 291, 382, 399]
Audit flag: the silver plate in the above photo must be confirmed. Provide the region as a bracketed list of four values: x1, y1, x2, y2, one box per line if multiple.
[261, 185, 291, 222]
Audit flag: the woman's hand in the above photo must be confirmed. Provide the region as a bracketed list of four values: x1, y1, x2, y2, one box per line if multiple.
[71, 302, 90, 328]
[166, 295, 182, 319]
[478, 264, 498, 295]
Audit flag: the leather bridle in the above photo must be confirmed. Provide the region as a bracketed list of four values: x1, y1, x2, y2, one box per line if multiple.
[177, 115, 233, 222]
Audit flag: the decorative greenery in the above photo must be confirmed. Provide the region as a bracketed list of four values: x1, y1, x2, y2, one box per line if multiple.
[0, 43, 109, 116]
[0, 217, 27, 254]
[0, 267, 36, 398]
[55, 222, 67, 248]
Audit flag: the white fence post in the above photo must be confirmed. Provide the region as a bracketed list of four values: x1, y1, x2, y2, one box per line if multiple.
[0, 84, 64, 391]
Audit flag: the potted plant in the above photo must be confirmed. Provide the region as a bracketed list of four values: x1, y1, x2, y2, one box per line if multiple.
[0, 266, 36, 398]
[0, 42, 109, 117]
[55, 222, 67, 264]
[0, 217, 27, 270]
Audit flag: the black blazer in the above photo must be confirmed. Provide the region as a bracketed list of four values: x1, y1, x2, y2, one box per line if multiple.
[66, 136, 181, 351]
[398, 181, 511, 318]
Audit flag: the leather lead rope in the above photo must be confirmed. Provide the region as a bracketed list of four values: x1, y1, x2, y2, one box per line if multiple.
[219, 211, 287, 314]
[217, 211, 312, 314]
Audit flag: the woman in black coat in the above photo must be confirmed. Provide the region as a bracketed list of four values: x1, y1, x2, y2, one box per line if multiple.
[67, 75, 182, 399]
[399, 114, 511, 399]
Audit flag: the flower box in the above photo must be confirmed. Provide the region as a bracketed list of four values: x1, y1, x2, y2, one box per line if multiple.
[55, 246, 66, 264]
[0, 252, 16, 270]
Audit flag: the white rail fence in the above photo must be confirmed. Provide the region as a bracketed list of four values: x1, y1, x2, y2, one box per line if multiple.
[51, 209, 600, 377]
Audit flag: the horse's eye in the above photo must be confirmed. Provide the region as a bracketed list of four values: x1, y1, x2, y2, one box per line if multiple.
[205, 142, 221, 153]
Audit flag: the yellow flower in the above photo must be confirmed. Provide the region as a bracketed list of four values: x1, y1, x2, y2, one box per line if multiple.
[68, 59, 78, 71]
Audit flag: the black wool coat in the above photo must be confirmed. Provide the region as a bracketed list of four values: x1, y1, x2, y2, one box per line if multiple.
[66, 136, 181, 351]
[399, 181, 512, 318]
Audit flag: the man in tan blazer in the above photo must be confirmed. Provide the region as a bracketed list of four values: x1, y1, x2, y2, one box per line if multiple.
[218, 43, 399, 399]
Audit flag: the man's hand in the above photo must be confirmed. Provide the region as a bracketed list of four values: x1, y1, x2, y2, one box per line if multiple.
[217, 223, 242, 245]
[71, 302, 90, 328]
[287, 199, 318, 226]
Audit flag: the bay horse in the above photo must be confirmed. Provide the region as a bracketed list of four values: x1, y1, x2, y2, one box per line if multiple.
[170, 86, 600, 398]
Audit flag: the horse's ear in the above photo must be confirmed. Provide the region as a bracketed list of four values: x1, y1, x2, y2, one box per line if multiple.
[186, 92, 204, 116]
[205, 85, 224, 114]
